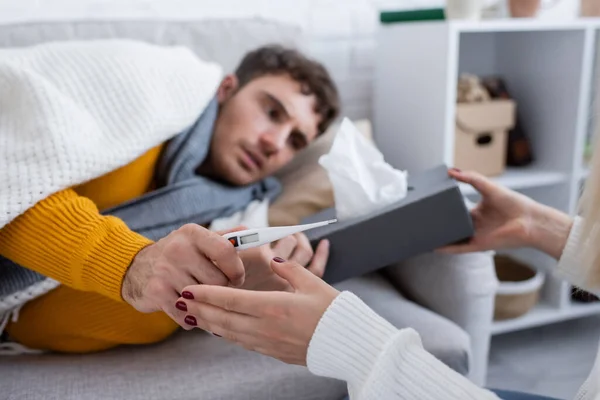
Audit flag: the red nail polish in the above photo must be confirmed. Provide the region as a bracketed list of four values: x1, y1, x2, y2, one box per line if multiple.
[182, 291, 194, 300]
[175, 301, 187, 312]
[184, 315, 197, 326]
[273, 257, 285, 263]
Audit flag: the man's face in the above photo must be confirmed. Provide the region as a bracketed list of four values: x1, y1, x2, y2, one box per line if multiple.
[205, 74, 321, 186]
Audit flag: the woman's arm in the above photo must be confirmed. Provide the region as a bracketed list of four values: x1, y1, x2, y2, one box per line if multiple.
[179, 260, 501, 400]
[528, 203, 573, 260]
[444, 170, 587, 289]
[175, 168, 584, 399]
[308, 291, 500, 400]
[0, 189, 152, 302]
[548, 216, 595, 294]
[441, 169, 573, 260]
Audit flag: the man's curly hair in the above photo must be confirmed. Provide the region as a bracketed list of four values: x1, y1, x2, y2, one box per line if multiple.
[234, 44, 340, 135]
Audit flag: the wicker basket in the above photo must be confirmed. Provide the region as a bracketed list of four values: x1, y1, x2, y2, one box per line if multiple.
[494, 255, 545, 321]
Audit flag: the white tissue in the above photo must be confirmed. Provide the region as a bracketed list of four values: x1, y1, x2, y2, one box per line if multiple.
[319, 118, 408, 221]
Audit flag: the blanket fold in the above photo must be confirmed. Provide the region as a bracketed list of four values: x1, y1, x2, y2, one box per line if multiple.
[0, 39, 222, 229]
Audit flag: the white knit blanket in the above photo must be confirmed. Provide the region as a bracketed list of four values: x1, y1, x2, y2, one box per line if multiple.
[0, 39, 223, 230]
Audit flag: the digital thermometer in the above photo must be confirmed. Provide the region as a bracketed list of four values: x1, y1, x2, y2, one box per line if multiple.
[223, 219, 337, 251]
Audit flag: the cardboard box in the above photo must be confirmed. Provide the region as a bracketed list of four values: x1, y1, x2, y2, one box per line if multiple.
[582, 0, 600, 16]
[454, 100, 516, 176]
[305, 165, 474, 284]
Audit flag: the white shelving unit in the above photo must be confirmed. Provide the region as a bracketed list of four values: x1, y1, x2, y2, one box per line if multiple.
[373, 18, 600, 383]
[492, 298, 600, 335]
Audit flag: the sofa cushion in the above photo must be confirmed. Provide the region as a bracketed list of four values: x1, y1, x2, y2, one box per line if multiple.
[0, 18, 304, 74]
[0, 272, 472, 400]
[0, 330, 346, 400]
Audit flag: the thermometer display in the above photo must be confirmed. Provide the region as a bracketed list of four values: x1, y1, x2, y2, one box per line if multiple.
[240, 233, 259, 245]
[222, 219, 337, 251]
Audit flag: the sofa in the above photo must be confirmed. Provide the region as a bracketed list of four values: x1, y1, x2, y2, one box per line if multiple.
[0, 16, 499, 399]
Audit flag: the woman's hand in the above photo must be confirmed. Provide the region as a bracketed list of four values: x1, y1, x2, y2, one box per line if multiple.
[441, 168, 572, 259]
[439, 168, 539, 253]
[175, 258, 339, 365]
[238, 232, 329, 292]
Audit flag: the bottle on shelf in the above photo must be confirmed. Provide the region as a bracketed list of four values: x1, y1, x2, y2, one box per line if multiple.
[481, 76, 535, 168]
[572, 286, 600, 303]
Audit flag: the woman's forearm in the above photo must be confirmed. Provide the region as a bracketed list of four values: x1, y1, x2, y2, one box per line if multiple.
[308, 292, 500, 400]
[528, 203, 573, 260]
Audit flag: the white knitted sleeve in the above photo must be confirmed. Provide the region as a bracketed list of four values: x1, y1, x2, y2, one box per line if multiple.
[554, 217, 593, 292]
[307, 292, 500, 400]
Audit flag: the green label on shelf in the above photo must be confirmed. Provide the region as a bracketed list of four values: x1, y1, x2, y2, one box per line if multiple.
[380, 9, 446, 24]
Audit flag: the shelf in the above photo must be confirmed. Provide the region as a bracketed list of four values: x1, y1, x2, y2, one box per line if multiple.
[374, 15, 600, 380]
[492, 301, 600, 335]
[449, 18, 600, 33]
[459, 167, 568, 195]
[579, 167, 591, 180]
[390, 17, 600, 34]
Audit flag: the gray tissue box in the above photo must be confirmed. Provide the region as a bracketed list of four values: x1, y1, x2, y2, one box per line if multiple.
[304, 165, 474, 284]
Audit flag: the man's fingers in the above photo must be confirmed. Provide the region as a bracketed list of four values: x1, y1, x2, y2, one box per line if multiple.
[146, 279, 192, 330]
[156, 266, 201, 299]
[289, 233, 314, 266]
[270, 258, 316, 291]
[179, 284, 285, 317]
[272, 235, 297, 260]
[448, 169, 496, 197]
[185, 258, 229, 287]
[215, 225, 247, 236]
[165, 307, 195, 331]
[306, 239, 329, 278]
[183, 224, 245, 287]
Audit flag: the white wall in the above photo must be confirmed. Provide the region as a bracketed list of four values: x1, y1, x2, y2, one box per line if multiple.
[0, 0, 443, 121]
[0, 0, 579, 121]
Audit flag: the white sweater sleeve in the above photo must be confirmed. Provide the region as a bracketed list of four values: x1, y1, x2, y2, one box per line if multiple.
[307, 292, 500, 400]
[554, 216, 595, 293]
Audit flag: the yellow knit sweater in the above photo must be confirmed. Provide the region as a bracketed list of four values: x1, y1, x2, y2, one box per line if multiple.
[0, 145, 179, 353]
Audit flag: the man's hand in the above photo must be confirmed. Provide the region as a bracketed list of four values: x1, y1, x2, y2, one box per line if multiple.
[122, 223, 245, 326]
[239, 233, 329, 292]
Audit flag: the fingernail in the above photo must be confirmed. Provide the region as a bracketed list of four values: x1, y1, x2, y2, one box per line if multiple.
[449, 167, 462, 173]
[273, 257, 285, 263]
[184, 315, 197, 326]
[212, 333, 222, 337]
[175, 301, 187, 312]
[182, 291, 194, 300]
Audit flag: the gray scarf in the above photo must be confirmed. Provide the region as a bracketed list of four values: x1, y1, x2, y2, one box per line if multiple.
[0, 97, 281, 300]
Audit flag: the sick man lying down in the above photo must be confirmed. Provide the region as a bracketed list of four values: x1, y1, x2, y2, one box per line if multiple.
[0, 44, 338, 353]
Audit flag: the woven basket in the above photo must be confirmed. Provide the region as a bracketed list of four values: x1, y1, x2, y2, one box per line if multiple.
[494, 255, 545, 320]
